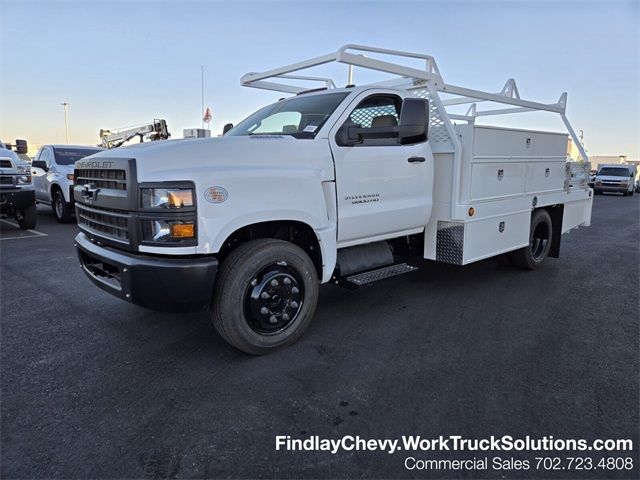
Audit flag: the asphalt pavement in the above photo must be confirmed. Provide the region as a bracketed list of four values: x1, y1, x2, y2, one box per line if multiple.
[1, 195, 638, 479]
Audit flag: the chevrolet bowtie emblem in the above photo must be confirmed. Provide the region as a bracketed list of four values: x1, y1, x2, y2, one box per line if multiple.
[81, 184, 100, 201]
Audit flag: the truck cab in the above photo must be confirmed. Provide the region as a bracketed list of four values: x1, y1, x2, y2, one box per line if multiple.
[73, 45, 593, 354]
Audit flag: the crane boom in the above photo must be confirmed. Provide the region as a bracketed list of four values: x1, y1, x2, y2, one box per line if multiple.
[99, 119, 170, 149]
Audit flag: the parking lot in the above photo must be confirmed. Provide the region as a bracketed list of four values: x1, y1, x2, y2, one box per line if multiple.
[1, 195, 638, 478]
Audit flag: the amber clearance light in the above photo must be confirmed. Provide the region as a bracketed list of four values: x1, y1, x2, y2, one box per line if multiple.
[170, 223, 195, 238]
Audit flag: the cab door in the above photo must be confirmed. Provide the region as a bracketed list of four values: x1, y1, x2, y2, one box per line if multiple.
[31, 147, 51, 202]
[329, 91, 433, 246]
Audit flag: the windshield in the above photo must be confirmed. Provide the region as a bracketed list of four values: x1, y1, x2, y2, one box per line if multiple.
[598, 167, 629, 177]
[227, 92, 349, 139]
[53, 147, 102, 165]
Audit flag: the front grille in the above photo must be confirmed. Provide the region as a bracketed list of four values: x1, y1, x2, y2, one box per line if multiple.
[76, 203, 130, 242]
[0, 160, 12, 168]
[0, 175, 14, 186]
[75, 168, 127, 190]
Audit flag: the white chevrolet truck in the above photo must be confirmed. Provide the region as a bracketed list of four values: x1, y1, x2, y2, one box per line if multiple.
[0, 139, 37, 229]
[74, 45, 593, 354]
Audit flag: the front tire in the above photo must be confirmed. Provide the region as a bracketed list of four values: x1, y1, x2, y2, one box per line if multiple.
[16, 203, 37, 230]
[52, 190, 72, 223]
[510, 209, 553, 270]
[211, 239, 319, 355]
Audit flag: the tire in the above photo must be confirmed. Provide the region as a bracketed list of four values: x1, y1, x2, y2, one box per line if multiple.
[16, 203, 37, 230]
[510, 209, 553, 270]
[52, 190, 72, 223]
[211, 239, 319, 355]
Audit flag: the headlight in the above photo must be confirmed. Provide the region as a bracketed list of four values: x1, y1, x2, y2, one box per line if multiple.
[142, 220, 195, 242]
[16, 175, 32, 185]
[67, 174, 74, 181]
[16, 165, 30, 174]
[141, 188, 194, 209]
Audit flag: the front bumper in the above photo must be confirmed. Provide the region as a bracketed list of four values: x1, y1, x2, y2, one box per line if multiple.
[75, 232, 218, 312]
[0, 188, 35, 213]
[594, 185, 628, 194]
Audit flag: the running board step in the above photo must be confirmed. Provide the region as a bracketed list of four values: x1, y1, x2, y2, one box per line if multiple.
[346, 263, 418, 286]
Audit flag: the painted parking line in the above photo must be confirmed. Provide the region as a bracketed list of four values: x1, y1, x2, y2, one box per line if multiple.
[0, 219, 48, 240]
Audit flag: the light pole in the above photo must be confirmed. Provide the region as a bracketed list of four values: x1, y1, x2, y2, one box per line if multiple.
[61, 102, 69, 144]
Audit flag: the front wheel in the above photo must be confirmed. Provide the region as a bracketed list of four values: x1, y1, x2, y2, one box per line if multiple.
[52, 190, 72, 223]
[16, 203, 37, 230]
[510, 209, 553, 270]
[211, 239, 319, 355]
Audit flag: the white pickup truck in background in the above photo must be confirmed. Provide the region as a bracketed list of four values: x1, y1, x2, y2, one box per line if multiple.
[0, 139, 37, 229]
[31, 145, 103, 222]
[73, 45, 593, 354]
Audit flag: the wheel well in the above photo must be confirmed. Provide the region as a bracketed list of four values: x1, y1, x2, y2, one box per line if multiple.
[538, 205, 563, 258]
[218, 221, 323, 279]
[50, 183, 62, 198]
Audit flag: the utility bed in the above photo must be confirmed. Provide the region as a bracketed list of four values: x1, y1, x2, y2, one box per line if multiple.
[426, 124, 591, 264]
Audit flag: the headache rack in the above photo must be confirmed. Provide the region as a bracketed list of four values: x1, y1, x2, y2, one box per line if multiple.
[241, 44, 589, 218]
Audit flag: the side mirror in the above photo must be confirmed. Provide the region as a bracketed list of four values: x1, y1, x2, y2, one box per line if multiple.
[32, 160, 48, 172]
[15, 139, 28, 154]
[398, 98, 428, 145]
[335, 124, 356, 146]
[222, 123, 233, 135]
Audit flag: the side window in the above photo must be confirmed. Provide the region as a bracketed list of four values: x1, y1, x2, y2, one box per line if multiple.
[341, 95, 402, 146]
[40, 148, 51, 165]
[348, 95, 401, 129]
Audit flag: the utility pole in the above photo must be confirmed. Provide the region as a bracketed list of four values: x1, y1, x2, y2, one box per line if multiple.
[61, 102, 69, 144]
[201, 65, 204, 129]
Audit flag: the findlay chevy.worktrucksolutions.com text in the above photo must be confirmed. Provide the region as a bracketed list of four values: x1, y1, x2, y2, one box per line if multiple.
[275, 435, 634, 455]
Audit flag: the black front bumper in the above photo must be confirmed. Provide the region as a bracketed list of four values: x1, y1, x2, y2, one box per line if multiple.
[0, 188, 35, 213]
[75, 232, 218, 312]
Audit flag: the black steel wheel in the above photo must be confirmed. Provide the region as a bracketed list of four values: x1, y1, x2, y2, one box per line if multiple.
[211, 239, 319, 355]
[244, 265, 304, 335]
[511, 209, 553, 270]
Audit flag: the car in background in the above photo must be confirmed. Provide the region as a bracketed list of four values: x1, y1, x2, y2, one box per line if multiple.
[593, 164, 636, 196]
[0, 139, 37, 229]
[31, 145, 103, 222]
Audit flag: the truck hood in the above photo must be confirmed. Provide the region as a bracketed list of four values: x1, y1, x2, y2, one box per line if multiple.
[0, 149, 27, 168]
[84, 136, 335, 181]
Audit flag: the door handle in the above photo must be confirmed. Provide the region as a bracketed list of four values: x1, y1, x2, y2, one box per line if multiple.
[407, 156, 426, 163]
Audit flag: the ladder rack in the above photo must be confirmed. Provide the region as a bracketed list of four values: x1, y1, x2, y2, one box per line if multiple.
[241, 44, 588, 164]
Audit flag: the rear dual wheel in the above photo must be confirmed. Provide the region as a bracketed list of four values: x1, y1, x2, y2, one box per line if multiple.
[211, 239, 319, 355]
[510, 209, 553, 270]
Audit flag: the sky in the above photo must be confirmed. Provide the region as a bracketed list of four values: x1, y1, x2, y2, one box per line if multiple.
[1, 0, 638, 158]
